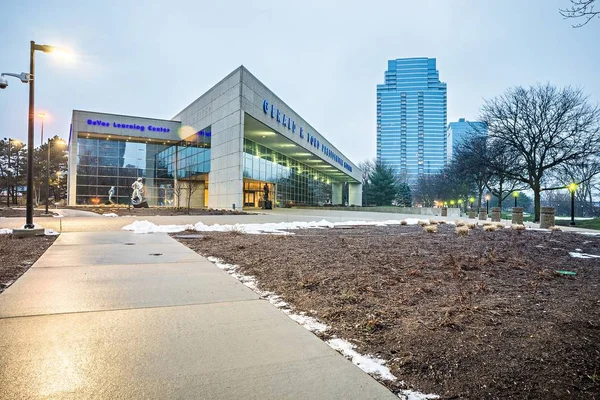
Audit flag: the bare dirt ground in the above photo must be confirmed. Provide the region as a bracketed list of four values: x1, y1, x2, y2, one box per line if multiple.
[0, 207, 59, 217]
[66, 206, 253, 216]
[175, 224, 600, 399]
[0, 235, 56, 294]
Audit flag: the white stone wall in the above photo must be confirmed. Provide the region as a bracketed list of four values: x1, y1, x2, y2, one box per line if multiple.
[331, 183, 343, 205]
[348, 183, 363, 207]
[172, 69, 243, 210]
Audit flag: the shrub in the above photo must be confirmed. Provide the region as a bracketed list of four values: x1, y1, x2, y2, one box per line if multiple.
[467, 222, 477, 229]
[483, 225, 497, 232]
[400, 220, 408, 226]
[456, 226, 469, 236]
[496, 222, 507, 229]
[423, 225, 437, 233]
[418, 219, 430, 227]
[455, 221, 467, 227]
[511, 224, 526, 231]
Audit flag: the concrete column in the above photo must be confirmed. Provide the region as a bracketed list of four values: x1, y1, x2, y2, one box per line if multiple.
[478, 211, 488, 220]
[441, 207, 448, 217]
[468, 210, 476, 219]
[512, 207, 523, 224]
[491, 207, 502, 222]
[540, 207, 556, 229]
[331, 182, 342, 205]
[348, 183, 362, 206]
[67, 133, 78, 206]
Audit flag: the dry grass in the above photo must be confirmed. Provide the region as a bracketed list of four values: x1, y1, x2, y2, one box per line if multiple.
[484, 225, 498, 232]
[418, 220, 431, 227]
[496, 222, 507, 229]
[401, 220, 408, 226]
[456, 225, 470, 236]
[549, 226, 562, 231]
[423, 225, 437, 233]
[467, 222, 477, 229]
[511, 224, 526, 231]
[455, 221, 467, 227]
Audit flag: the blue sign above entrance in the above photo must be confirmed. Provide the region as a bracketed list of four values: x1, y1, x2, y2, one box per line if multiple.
[87, 119, 172, 133]
[262, 99, 352, 173]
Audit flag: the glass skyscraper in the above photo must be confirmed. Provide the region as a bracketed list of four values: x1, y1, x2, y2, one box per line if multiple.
[377, 58, 447, 182]
[446, 118, 488, 161]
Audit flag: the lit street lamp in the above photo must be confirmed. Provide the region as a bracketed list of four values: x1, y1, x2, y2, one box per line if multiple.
[567, 182, 578, 226]
[469, 196, 475, 210]
[485, 194, 491, 214]
[1, 41, 72, 229]
[45, 138, 66, 214]
[513, 191, 519, 208]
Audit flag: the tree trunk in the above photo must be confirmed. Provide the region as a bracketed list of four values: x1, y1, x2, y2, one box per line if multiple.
[534, 188, 541, 223]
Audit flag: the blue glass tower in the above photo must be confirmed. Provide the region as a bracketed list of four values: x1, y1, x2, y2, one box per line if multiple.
[377, 58, 447, 182]
[446, 118, 488, 161]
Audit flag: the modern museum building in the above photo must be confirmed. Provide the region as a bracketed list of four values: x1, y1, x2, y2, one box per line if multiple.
[67, 66, 363, 210]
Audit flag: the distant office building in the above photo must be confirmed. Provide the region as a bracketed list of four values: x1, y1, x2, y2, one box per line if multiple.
[377, 58, 447, 182]
[446, 118, 488, 161]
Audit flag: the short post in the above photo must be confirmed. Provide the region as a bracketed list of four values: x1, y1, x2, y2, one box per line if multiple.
[512, 207, 523, 225]
[478, 210, 488, 221]
[468, 208, 476, 219]
[540, 206, 556, 229]
[441, 207, 448, 217]
[491, 207, 501, 222]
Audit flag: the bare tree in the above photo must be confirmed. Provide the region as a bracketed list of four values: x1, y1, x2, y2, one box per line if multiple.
[560, 0, 599, 27]
[173, 180, 183, 209]
[555, 156, 600, 216]
[182, 179, 201, 215]
[453, 135, 493, 211]
[480, 84, 600, 222]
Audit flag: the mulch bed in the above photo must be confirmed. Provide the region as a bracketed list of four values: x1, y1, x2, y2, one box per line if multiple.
[0, 208, 59, 217]
[175, 224, 600, 399]
[0, 235, 56, 294]
[66, 206, 252, 216]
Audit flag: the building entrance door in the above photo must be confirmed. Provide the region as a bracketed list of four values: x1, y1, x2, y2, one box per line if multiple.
[244, 191, 256, 207]
[243, 179, 275, 208]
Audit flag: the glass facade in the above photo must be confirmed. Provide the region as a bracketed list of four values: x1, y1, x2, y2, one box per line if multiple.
[76, 127, 211, 205]
[377, 58, 447, 182]
[243, 139, 334, 206]
[446, 118, 488, 161]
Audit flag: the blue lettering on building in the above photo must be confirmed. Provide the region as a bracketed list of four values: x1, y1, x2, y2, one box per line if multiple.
[262, 99, 353, 173]
[87, 119, 171, 133]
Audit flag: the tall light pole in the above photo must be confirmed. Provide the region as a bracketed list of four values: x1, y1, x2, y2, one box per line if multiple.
[38, 113, 46, 147]
[568, 182, 578, 226]
[24, 41, 67, 228]
[45, 138, 66, 214]
[513, 191, 519, 208]
[485, 194, 491, 214]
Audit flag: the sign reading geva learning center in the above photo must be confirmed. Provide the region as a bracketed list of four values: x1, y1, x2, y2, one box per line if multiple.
[262, 99, 353, 173]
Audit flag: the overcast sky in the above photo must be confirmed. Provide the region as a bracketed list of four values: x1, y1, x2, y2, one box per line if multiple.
[1, 0, 598, 163]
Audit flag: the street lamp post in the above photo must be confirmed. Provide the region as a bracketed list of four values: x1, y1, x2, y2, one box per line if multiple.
[513, 191, 519, 208]
[568, 182, 578, 226]
[485, 194, 491, 215]
[469, 196, 475, 211]
[45, 138, 66, 214]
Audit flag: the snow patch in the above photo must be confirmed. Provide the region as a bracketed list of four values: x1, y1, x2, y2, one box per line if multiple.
[326, 338, 397, 381]
[122, 220, 192, 233]
[102, 213, 119, 217]
[398, 390, 440, 400]
[0, 228, 12, 235]
[205, 254, 438, 398]
[44, 229, 59, 236]
[122, 218, 425, 235]
[569, 251, 600, 259]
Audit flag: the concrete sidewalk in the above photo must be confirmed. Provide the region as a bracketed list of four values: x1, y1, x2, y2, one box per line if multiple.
[0, 231, 396, 399]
